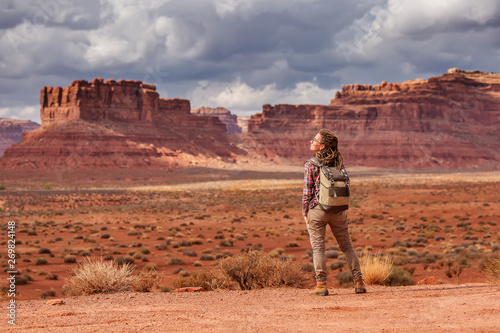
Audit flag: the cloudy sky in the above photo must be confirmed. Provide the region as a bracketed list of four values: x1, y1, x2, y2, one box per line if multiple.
[1, 0, 499, 123]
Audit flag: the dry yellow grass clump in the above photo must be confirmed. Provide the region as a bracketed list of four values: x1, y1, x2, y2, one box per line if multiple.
[482, 255, 500, 283]
[63, 257, 159, 296]
[360, 251, 394, 285]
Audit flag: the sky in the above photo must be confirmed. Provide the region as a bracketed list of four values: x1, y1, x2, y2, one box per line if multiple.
[0, 0, 499, 123]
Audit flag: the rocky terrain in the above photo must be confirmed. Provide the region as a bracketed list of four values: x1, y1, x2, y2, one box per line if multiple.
[0, 119, 39, 157]
[247, 68, 500, 169]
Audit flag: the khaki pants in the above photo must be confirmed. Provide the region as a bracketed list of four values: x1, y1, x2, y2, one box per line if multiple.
[307, 205, 362, 282]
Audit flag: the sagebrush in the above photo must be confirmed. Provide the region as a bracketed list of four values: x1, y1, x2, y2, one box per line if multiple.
[219, 251, 307, 290]
[63, 257, 159, 296]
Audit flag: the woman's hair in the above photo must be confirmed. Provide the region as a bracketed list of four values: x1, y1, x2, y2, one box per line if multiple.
[316, 129, 343, 168]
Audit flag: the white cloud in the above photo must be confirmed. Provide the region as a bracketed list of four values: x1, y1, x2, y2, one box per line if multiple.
[188, 78, 336, 115]
[0, 106, 39, 122]
[0, 0, 499, 122]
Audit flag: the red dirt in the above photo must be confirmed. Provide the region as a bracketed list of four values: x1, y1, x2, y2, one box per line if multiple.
[3, 284, 500, 332]
[1, 168, 499, 331]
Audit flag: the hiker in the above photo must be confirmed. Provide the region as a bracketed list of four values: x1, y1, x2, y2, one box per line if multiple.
[302, 129, 366, 296]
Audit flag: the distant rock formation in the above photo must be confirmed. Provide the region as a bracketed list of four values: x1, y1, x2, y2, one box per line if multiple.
[0, 79, 243, 169]
[247, 69, 500, 170]
[3, 69, 499, 171]
[237, 116, 250, 134]
[191, 107, 242, 133]
[0, 119, 40, 157]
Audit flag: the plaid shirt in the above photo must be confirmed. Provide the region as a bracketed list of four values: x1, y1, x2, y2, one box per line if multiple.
[302, 160, 320, 216]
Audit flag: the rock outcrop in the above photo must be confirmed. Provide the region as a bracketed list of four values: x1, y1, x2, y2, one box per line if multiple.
[0, 79, 242, 169]
[191, 107, 243, 133]
[0, 119, 40, 157]
[247, 69, 500, 169]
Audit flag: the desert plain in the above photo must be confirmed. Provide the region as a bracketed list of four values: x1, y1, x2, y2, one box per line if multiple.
[1, 165, 499, 332]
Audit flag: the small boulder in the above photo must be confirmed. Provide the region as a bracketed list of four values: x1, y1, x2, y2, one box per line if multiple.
[417, 276, 437, 285]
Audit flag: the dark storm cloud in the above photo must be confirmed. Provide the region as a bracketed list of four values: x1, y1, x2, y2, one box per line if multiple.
[0, 0, 499, 122]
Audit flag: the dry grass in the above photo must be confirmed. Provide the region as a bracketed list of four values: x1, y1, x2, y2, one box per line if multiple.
[63, 257, 159, 296]
[219, 251, 307, 290]
[482, 254, 500, 283]
[172, 269, 229, 291]
[360, 250, 394, 285]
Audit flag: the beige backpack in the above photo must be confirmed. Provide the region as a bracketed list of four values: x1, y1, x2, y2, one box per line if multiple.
[308, 157, 350, 212]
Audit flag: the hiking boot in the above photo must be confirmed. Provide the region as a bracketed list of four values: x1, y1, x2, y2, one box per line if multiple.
[310, 281, 329, 296]
[354, 279, 366, 294]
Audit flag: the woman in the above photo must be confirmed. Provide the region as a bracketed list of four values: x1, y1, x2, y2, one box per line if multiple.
[302, 129, 366, 296]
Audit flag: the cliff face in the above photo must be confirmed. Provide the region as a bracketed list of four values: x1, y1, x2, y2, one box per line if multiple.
[1, 79, 241, 169]
[0, 119, 40, 157]
[191, 107, 243, 133]
[3, 69, 499, 171]
[247, 69, 500, 169]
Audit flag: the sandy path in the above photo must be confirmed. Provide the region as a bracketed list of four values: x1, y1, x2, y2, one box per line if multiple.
[3, 283, 499, 333]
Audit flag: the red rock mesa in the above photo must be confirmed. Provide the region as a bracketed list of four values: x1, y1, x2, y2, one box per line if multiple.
[0, 78, 241, 169]
[247, 69, 500, 169]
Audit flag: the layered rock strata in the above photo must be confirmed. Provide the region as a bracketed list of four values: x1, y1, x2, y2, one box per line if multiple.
[191, 107, 243, 133]
[247, 69, 500, 169]
[0, 119, 40, 157]
[1, 79, 241, 169]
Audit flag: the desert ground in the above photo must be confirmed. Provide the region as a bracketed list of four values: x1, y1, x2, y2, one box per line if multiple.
[1, 166, 499, 331]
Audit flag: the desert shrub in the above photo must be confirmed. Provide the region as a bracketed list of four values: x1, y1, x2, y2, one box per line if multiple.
[134, 270, 160, 292]
[268, 248, 285, 258]
[167, 257, 185, 265]
[481, 254, 500, 283]
[35, 257, 48, 265]
[443, 256, 466, 278]
[0, 185, 6, 190]
[329, 259, 346, 270]
[336, 271, 353, 286]
[46, 273, 58, 280]
[64, 255, 77, 263]
[39, 290, 56, 299]
[360, 251, 393, 285]
[63, 257, 159, 296]
[16, 274, 32, 285]
[200, 254, 215, 261]
[143, 263, 158, 272]
[301, 262, 314, 272]
[38, 248, 52, 254]
[325, 250, 339, 259]
[385, 267, 414, 286]
[123, 257, 135, 265]
[219, 251, 307, 290]
[172, 269, 229, 291]
[219, 240, 233, 247]
[159, 286, 173, 293]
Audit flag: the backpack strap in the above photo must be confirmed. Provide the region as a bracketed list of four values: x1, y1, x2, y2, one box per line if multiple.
[306, 157, 321, 167]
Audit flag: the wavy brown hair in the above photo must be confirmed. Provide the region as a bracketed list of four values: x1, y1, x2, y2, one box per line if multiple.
[316, 129, 343, 168]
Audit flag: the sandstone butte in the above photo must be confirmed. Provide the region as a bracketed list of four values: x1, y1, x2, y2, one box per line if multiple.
[0, 78, 243, 169]
[191, 106, 245, 134]
[0, 68, 499, 170]
[247, 68, 500, 170]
